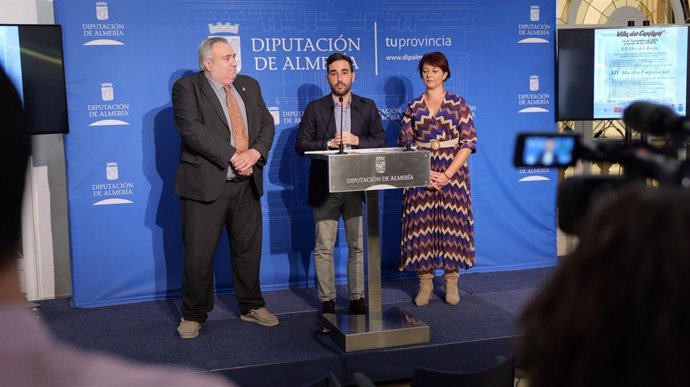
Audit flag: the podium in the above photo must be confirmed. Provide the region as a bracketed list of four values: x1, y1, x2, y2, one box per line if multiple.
[305, 147, 431, 352]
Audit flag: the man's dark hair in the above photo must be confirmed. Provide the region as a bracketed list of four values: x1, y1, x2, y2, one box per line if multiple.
[326, 52, 353, 72]
[1, 67, 31, 268]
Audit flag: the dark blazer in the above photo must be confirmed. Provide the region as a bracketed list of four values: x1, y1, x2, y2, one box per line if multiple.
[173, 72, 275, 202]
[296, 94, 387, 207]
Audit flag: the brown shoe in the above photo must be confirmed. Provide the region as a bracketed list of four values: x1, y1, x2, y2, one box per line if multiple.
[321, 300, 335, 314]
[415, 272, 434, 306]
[177, 318, 202, 339]
[348, 297, 366, 314]
[444, 271, 460, 305]
[240, 307, 279, 327]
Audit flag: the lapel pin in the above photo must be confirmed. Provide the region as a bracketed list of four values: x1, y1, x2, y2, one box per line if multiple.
[241, 87, 246, 91]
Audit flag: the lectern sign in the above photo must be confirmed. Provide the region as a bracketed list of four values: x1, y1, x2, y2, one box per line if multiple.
[305, 148, 430, 193]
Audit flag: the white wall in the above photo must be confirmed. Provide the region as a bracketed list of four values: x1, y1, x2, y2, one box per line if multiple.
[1, 0, 72, 299]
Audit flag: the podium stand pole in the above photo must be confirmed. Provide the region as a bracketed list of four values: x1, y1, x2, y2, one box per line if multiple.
[309, 148, 431, 352]
[365, 190, 382, 329]
[321, 190, 430, 353]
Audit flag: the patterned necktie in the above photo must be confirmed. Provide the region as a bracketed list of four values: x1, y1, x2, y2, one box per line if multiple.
[223, 85, 248, 152]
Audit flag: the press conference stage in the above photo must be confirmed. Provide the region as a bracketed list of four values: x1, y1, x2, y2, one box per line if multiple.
[37, 267, 552, 386]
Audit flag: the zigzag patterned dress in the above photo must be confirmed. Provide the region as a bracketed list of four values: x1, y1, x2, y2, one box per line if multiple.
[398, 92, 476, 272]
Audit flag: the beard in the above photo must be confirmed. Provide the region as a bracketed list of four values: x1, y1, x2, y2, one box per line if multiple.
[330, 82, 351, 97]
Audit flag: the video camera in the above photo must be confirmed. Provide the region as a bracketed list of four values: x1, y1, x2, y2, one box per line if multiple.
[513, 101, 690, 235]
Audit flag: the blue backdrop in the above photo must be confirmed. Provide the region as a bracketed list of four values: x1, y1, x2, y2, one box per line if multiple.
[55, 0, 557, 307]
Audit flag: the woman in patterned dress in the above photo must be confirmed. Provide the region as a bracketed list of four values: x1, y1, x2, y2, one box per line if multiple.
[398, 52, 477, 306]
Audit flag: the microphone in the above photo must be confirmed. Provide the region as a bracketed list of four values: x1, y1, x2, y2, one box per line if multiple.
[358, 97, 413, 151]
[338, 96, 345, 154]
[623, 101, 690, 138]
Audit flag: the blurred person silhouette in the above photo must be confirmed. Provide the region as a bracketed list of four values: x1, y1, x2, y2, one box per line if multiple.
[0, 67, 233, 386]
[537, 137, 555, 166]
[519, 184, 690, 387]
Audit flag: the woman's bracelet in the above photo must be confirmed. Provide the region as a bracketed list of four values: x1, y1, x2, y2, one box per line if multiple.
[443, 171, 452, 180]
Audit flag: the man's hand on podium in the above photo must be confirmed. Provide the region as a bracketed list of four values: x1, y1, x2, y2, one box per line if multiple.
[330, 132, 359, 148]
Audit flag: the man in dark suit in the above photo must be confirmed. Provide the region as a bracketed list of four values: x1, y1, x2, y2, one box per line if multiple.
[173, 37, 277, 339]
[295, 53, 387, 315]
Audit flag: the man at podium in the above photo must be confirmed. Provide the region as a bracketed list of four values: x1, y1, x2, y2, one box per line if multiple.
[296, 52, 387, 315]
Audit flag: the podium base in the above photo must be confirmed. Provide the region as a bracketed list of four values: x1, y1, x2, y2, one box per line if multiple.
[320, 307, 430, 352]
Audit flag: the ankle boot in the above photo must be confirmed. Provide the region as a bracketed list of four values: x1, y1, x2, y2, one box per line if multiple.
[444, 271, 460, 305]
[415, 272, 434, 306]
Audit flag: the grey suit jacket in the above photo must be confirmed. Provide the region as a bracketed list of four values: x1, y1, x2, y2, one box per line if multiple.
[172, 72, 275, 202]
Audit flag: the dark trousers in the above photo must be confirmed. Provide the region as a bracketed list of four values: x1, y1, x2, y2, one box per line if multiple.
[180, 179, 265, 322]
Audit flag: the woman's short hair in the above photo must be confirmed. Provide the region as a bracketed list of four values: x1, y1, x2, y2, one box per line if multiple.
[418, 52, 450, 79]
